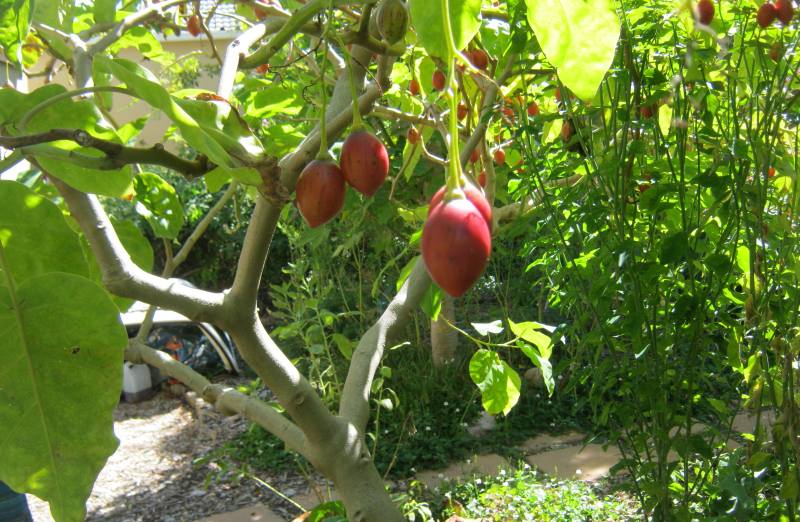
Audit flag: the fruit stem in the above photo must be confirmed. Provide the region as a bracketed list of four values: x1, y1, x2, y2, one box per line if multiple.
[317, 41, 331, 160]
[345, 46, 365, 131]
[440, 0, 464, 196]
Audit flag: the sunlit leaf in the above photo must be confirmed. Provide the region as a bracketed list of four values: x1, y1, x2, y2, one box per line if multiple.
[133, 172, 184, 239]
[410, 0, 481, 58]
[469, 349, 521, 415]
[525, 0, 620, 100]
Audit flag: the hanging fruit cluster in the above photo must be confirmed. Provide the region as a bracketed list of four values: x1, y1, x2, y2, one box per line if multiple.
[757, 0, 794, 27]
[294, 0, 399, 228]
[295, 118, 389, 228]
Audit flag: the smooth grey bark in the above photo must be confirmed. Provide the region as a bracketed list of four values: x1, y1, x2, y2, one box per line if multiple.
[431, 294, 458, 367]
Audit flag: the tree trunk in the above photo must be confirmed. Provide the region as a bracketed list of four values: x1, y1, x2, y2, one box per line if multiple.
[310, 419, 404, 521]
[431, 294, 458, 367]
[332, 459, 403, 522]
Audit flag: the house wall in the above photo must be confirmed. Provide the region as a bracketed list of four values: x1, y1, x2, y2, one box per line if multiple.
[27, 32, 238, 150]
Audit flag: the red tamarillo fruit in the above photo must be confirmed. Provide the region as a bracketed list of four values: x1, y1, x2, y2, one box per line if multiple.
[187, 15, 202, 37]
[432, 70, 446, 91]
[340, 130, 390, 196]
[775, 0, 794, 23]
[561, 120, 574, 142]
[757, 2, 778, 27]
[478, 170, 487, 187]
[696, 0, 714, 25]
[470, 148, 480, 164]
[469, 49, 489, 70]
[428, 184, 492, 225]
[296, 160, 346, 227]
[527, 101, 540, 116]
[422, 195, 492, 297]
[640, 103, 657, 119]
[409, 78, 420, 95]
[407, 127, 420, 144]
[457, 103, 468, 120]
[493, 148, 506, 165]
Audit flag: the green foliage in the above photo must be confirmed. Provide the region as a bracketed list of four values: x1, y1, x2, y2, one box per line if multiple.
[433, 465, 638, 521]
[409, 0, 482, 59]
[0, 181, 126, 522]
[0, 0, 32, 66]
[0, 84, 133, 196]
[469, 349, 521, 415]
[525, 0, 620, 100]
[0, 180, 88, 281]
[2, 0, 800, 520]
[133, 172, 185, 239]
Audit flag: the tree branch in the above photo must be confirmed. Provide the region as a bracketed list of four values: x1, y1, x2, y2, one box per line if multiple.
[227, 319, 343, 452]
[459, 54, 517, 167]
[493, 174, 584, 224]
[49, 175, 226, 323]
[239, 0, 326, 69]
[88, 0, 189, 56]
[2, 129, 211, 177]
[173, 181, 239, 267]
[125, 340, 308, 456]
[340, 259, 431, 431]
[372, 105, 436, 126]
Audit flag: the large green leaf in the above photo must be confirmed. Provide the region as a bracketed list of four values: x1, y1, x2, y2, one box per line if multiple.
[0, 0, 31, 66]
[34, 153, 132, 198]
[95, 57, 238, 168]
[173, 91, 265, 162]
[0, 85, 132, 196]
[509, 319, 553, 358]
[420, 283, 444, 321]
[93, 0, 116, 23]
[133, 172, 184, 239]
[0, 83, 64, 129]
[244, 84, 304, 118]
[0, 180, 88, 283]
[519, 343, 555, 396]
[32, 0, 73, 32]
[0, 272, 126, 522]
[106, 25, 170, 65]
[409, 0, 482, 58]
[469, 349, 521, 415]
[525, 0, 620, 100]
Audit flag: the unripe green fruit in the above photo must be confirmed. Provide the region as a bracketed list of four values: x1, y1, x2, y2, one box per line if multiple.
[376, 0, 409, 44]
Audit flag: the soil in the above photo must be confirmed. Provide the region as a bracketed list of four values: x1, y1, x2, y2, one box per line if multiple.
[26, 380, 309, 522]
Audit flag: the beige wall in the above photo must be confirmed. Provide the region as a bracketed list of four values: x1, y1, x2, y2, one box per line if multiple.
[28, 32, 238, 150]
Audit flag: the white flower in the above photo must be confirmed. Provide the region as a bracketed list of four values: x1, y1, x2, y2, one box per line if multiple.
[444, 401, 449, 406]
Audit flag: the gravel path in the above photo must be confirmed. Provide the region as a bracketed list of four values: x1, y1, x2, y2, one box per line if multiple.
[27, 383, 307, 522]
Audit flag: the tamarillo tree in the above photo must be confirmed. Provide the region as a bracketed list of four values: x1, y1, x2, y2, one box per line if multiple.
[0, 0, 623, 520]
